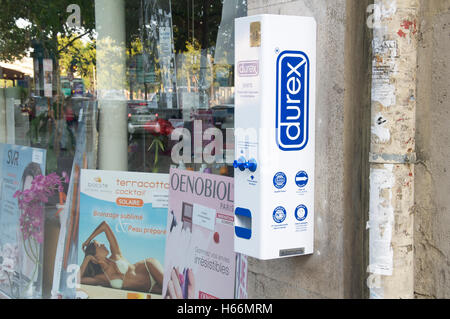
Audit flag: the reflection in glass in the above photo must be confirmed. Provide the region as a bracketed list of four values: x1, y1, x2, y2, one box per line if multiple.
[0, 0, 247, 299]
[0, 0, 248, 176]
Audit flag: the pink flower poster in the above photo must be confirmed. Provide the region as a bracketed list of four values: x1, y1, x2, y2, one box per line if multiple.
[162, 168, 247, 299]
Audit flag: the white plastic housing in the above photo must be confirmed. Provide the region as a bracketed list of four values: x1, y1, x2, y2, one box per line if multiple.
[234, 14, 316, 260]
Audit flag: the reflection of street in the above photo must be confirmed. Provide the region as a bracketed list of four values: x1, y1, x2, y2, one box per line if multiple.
[44, 71, 52, 83]
[127, 107, 179, 173]
[128, 127, 173, 173]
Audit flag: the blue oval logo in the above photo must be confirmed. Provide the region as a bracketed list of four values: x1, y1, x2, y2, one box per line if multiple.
[276, 51, 310, 151]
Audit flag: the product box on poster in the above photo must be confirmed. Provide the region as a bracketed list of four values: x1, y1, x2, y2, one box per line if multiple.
[75, 169, 169, 299]
[234, 15, 316, 260]
[162, 168, 247, 299]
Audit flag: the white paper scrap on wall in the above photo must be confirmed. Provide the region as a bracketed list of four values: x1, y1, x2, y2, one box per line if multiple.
[371, 82, 396, 107]
[368, 164, 395, 276]
[371, 113, 391, 142]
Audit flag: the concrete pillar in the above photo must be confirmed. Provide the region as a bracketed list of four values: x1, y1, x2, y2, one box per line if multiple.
[414, 0, 450, 299]
[367, 0, 419, 299]
[95, 0, 128, 171]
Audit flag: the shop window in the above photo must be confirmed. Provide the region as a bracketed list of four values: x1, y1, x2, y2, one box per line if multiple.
[0, 0, 247, 299]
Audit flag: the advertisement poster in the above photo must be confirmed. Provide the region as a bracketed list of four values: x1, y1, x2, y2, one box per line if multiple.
[0, 143, 46, 298]
[76, 169, 169, 299]
[162, 168, 246, 299]
[33, 59, 40, 95]
[43, 59, 53, 98]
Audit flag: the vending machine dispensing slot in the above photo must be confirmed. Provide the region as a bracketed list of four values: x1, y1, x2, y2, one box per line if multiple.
[234, 15, 316, 260]
[234, 207, 252, 240]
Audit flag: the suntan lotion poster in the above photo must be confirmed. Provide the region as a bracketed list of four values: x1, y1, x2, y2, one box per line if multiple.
[162, 168, 246, 299]
[76, 169, 169, 299]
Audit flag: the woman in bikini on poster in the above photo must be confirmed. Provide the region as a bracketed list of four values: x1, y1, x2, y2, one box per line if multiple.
[79, 221, 163, 294]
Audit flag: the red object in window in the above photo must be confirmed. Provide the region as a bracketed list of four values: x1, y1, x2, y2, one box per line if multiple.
[144, 118, 174, 136]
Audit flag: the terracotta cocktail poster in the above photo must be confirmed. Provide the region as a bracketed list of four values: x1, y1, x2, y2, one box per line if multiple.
[76, 169, 169, 299]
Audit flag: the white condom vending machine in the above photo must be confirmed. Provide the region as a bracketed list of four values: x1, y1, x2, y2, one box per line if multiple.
[233, 15, 316, 260]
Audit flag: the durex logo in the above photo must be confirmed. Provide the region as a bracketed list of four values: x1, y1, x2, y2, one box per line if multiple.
[276, 51, 310, 151]
[238, 61, 259, 77]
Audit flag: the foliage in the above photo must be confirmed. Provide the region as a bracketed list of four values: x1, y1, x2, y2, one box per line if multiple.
[0, 0, 95, 62]
[171, 0, 224, 52]
[0, 1, 93, 174]
[58, 36, 96, 91]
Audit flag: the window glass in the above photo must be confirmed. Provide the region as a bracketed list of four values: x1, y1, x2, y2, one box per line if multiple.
[0, 0, 247, 176]
[0, 0, 247, 299]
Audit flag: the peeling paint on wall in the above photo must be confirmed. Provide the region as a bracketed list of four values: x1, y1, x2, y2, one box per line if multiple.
[371, 1, 399, 108]
[371, 113, 391, 142]
[371, 83, 396, 107]
[380, 0, 397, 18]
[371, 38, 399, 107]
[398, 18, 418, 38]
[367, 273, 384, 298]
[367, 164, 395, 276]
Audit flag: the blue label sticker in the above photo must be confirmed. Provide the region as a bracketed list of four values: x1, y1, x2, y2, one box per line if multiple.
[273, 206, 287, 223]
[294, 205, 308, 221]
[295, 171, 309, 188]
[276, 50, 310, 151]
[273, 172, 287, 189]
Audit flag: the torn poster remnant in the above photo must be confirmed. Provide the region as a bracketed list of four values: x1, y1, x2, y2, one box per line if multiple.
[368, 164, 395, 276]
[371, 113, 391, 142]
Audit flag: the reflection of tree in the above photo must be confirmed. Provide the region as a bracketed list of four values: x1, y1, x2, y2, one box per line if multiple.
[96, 37, 127, 96]
[0, 0, 96, 116]
[176, 40, 213, 92]
[58, 36, 96, 92]
[0, 0, 95, 68]
[171, 0, 246, 107]
[171, 0, 223, 53]
[124, 0, 238, 56]
[214, 0, 247, 65]
[0, 1, 95, 173]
